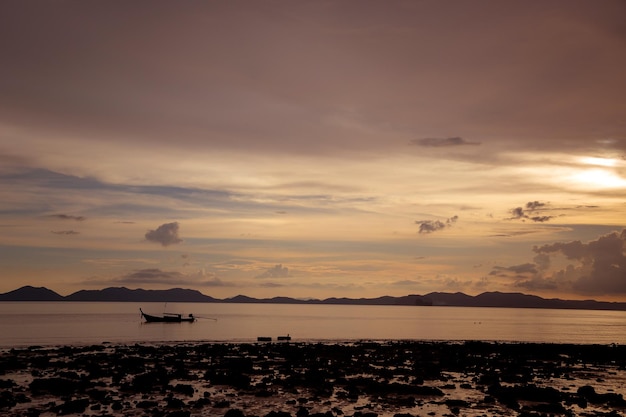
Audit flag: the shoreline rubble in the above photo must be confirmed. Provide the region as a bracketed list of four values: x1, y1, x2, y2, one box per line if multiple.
[1, 341, 625, 417]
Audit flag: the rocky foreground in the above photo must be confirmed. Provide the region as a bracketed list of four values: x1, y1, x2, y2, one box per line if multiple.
[1, 341, 626, 417]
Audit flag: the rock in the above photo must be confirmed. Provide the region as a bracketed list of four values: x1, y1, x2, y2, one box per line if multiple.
[255, 389, 273, 397]
[193, 397, 212, 408]
[214, 400, 231, 408]
[265, 411, 292, 417]
[225, 409, 245, 417]
[53, 398, 90, 415]
[29, 378, 81, 396]
[577, 384, 626, 406]
[445, 399, 470, 408]
[24, 407, 41, 417]
[0, 390, 16, 408]
[0, 379, 15, 389]
[128, 370, 170, 393]
[137, 400, 159, 409]
[174, 384, 195, 396]
[166, 411, 191, 417]
[577, 385, 596, 398]
[167, 397, 186, 409]
[309, 412, 333, 417]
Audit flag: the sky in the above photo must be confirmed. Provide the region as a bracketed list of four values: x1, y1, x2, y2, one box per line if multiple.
[1, 1, 625, 300]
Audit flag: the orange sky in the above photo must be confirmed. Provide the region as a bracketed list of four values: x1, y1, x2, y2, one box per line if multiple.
[1, 1, 625, 300]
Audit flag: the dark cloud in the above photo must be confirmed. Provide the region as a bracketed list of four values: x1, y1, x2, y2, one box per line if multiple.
[3, 2, 623, 156]
[145, 222, 183, 247]
[256, 264, 290, 279]
[489, 261, 558, 291]
[410, 137, 481, 147]
[514, 277, 559, 291]
[526, 201, 546, 210]
[50, 230, 79, 235]
[122, 268, 186, 284]
[510, 207, 525, 219]
[493, 229, 626, 296]
[416, 220, 446, 234]
[491, 263, 538, 275]
[489, 229, 539, 238]
[203, 277, 232, 287]
[415, 215, 458, 234]
[114, 268, 232, 287]
[534, 229, 626, 295]
[529, 216, 553, 223]
[47, 214, 85, 221]
[508, 201, 555, 222]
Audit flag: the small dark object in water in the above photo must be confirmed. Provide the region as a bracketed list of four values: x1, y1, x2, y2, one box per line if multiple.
[257, 337, 272, 342]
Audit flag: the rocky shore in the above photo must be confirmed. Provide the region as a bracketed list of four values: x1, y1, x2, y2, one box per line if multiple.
[1, 341, 625, 417]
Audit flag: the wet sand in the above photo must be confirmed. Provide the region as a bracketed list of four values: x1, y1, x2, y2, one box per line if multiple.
[1, 341, 626, 417]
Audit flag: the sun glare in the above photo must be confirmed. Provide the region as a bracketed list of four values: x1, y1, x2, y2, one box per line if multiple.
[571, 168, 626, 189]
[578, 156, 619, 167]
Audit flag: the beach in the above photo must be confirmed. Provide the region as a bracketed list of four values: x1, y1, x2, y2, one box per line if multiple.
[1, 341, 625, 417]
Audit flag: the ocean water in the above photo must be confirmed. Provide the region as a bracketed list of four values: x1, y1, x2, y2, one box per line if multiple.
[1, 302, 625, 347]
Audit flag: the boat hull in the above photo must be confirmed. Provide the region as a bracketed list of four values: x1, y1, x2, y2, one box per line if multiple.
[140, 309, 195, 323]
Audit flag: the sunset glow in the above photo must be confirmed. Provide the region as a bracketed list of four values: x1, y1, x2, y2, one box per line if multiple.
[1, 1, 625, 301]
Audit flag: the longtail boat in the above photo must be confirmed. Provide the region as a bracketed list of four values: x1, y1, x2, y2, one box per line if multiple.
[140, 308, 195, 323]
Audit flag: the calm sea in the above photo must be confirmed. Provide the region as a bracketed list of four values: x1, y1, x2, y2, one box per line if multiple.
[1, 302, 625, 347]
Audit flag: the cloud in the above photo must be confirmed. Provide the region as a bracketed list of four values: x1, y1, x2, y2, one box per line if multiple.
[390, 279, 422, 287]
[416, 220, 446, 234]
[490, 263, 538, 276]
[256, 264, 290, 279]
[415, 215, 458, 234]
[529, 216, 553, 223]
[259, 282, 285, 288]
[533, 229, 626, 295]
[508, 201, 555, 222]
[121, 268, 187, 284]
[145, 222, 183, 247]
[526, 201, 546, 210]
[1, 1, 625, 161]
[410, 137, 481, 147]
[50, 230, 79, 235]
[47, 214, 85, 221]
[510, 207, 525, 219]
[489, 261, 558, 291]
[513, 277, 559, 291]
[492, 229, 626, 296]
[203, 277, 233, 287]
[113, 268, 232, 287]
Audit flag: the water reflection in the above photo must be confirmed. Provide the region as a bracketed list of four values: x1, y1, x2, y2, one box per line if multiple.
[1, 302, 625, 347]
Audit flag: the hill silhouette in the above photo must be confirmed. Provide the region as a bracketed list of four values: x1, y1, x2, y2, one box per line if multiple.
[1, 286, 626, 311]
[0, 285, 64, 301]
[65, 287, 217, 302]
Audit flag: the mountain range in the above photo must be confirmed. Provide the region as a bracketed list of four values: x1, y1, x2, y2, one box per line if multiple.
[1, 285, 626, 311]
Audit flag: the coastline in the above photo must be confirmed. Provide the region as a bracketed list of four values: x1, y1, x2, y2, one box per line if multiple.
[1, 341, 625, 417]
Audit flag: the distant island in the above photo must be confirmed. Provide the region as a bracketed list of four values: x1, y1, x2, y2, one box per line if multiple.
[1, 285, 626, 312]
